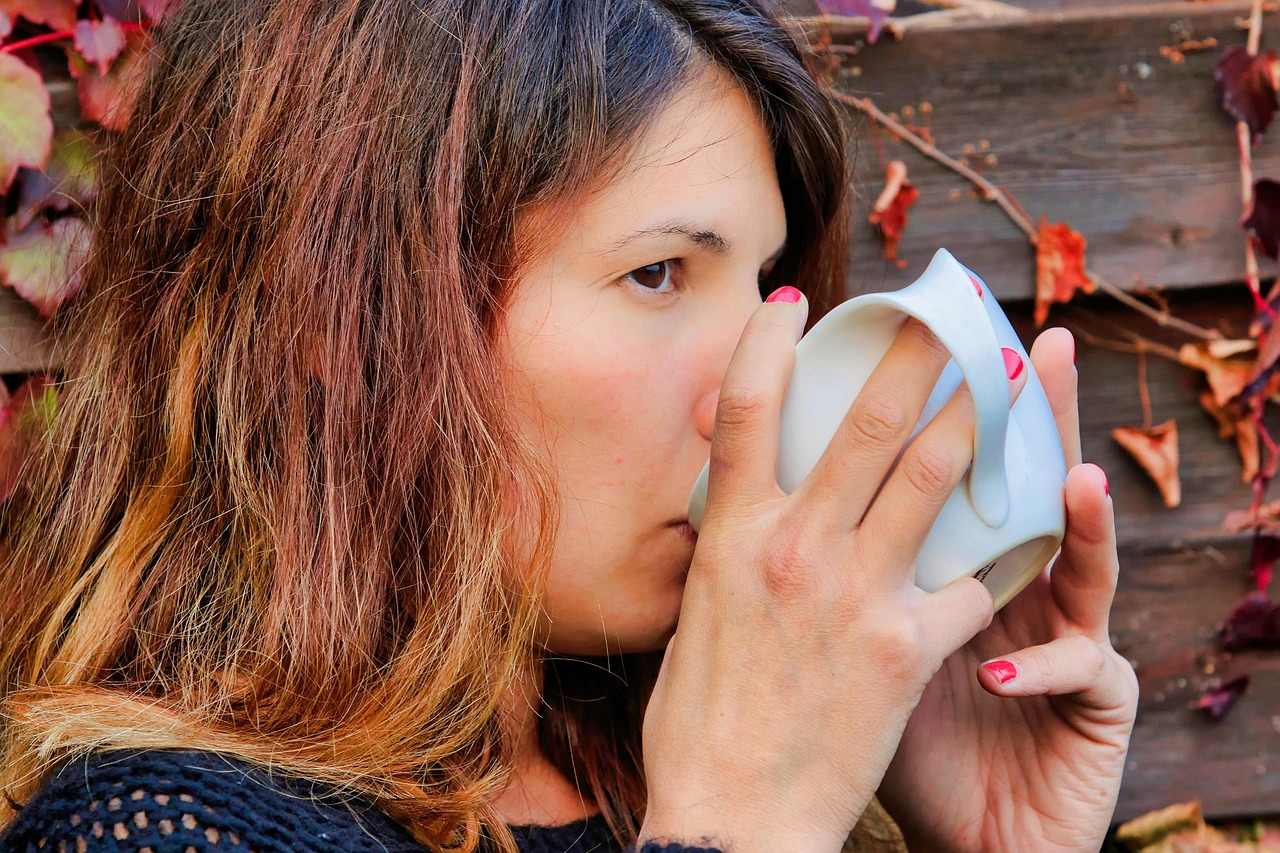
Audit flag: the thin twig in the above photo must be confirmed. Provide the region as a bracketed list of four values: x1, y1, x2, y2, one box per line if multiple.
[1091, 275, 1223, 341]
[1249, 0, 1266, 56]
[830, 90, 1038, 239]
[1137, 346, 1153, 432]
[1060, 319, 1184, 364]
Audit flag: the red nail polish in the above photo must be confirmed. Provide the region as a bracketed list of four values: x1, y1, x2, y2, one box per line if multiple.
[766, 286, 803, 304]
[1071, 338, 1077, 365]
[968, 274, 983, 298]
[1102, 468, 1109, 497]
[1001, 347, 1023, 380]
[982, 659, 1018, 684]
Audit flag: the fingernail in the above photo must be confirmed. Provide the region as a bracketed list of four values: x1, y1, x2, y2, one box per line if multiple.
[1002, 347, 1023, 381]
[982, 659, 1018, 684]
[765, 286, 803, 304]
[968, 274, 983, 298]
[1102, 468, 1109, 497]
[1071, 338, 1077, 365]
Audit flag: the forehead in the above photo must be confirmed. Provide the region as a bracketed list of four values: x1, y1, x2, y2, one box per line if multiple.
[519, 67, 781, 259]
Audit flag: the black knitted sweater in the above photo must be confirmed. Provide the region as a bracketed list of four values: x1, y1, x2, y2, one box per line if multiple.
[0, 749, 720, 853]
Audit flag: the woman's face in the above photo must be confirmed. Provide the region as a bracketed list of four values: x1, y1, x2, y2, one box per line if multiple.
[500, 68, 788, 656]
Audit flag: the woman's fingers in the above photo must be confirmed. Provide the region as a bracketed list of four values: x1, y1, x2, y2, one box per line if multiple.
[1029, 327, 1082, 469]
[856, 348, 1028, 582]
[1049, 462, 1118, 635]
[705, 289, 809, 511]
[788, 318, 953, 531]
[976, 634, 1138, 716]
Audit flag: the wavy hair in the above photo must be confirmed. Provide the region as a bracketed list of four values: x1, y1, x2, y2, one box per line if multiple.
[0, 1, 850, 850]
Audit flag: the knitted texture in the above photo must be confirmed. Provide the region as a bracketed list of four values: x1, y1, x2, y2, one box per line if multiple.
[0, 749, 724, 853]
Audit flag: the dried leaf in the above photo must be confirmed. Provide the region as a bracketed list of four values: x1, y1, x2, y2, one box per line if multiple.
[816, 0, 896, 42]
[868, 160, 918, 265]
[1244, 179, 1280, 260]
[0, 0, 78, 30]
[1112, 419, 1181, 508]
[0, 51, 53, 195]
[1221, 590, 1280, 651]
[1034, 216, 1094, 326]
[1193, 674, 1251, 720]
[1224, 498, 1280, 533]
[1199, 391, 1259, 484]
[14, 128, 99, 230]
[73, 16, 127, 78]
[67, 30, 150, 132]
[1178, 342, 1252, 407]
[0, 217, 92, 317]
[1116, 801, 1204, 851]
[1215, 44, 1280, 144]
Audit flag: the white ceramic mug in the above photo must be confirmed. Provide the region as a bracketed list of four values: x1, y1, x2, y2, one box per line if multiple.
[687, 248, 1067, 610]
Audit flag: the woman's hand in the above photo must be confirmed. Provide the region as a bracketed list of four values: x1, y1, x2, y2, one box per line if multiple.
[876, 327, 1139, 853]
[637, 289, 1027, 853]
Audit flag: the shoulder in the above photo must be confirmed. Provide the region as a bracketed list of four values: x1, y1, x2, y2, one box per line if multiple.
[0, 747, 423, 852]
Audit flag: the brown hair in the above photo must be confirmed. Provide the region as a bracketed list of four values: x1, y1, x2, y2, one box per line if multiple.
[0, 1, 850, 851]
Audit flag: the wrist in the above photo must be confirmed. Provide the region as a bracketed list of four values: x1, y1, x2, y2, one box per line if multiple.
[638, 800, 847, 853]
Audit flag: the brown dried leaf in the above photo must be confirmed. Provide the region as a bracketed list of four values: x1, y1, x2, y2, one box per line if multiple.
[1224, 498, 1280, 533]
[816, 0, 896, 43]
[1116, 801, 1203, 851]
[1034, 216, 1094, 326]
[1198, 391, 1259, 484]
[1178, 342, 1253, 407]
[868, 160, 918, 265]
[1112, 419, 1181, 508]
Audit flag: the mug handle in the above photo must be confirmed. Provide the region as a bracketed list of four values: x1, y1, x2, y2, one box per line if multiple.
[838, 283, 1011, 528]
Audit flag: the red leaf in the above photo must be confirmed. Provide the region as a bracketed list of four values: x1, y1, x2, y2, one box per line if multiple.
[0, 0, 77, 31]
[868, 160, 918, 265]
[1244, 178, 1280, 260]
[1034, 216, 1093, 326]
[1221, 590, 1280, 651]
[1112, 419, 1181, 508]
[96, 0, 145, 23]
[14, 128, 99, 230]
[139, 0, 178, 23]
[67, 29, 150, 132]
[0, 216, 92, 317]
[73, 16, 127, 78]
[1192, 674, 1251, 720]
[1215, 44, 1280, 144]
[815, 0, 895, 43]
[0, 374, 53, 502]
[1251, 533, 1280, 592]
[0, 50, 53, 195]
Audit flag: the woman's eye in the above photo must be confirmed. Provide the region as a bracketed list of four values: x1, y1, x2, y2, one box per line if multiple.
[624, 260, 675, 293]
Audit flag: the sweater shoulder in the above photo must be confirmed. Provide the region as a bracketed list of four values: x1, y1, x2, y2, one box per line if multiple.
[0, 747, 422, 852]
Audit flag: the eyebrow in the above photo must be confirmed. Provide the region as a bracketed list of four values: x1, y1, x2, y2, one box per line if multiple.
[605, 217, 787, 265]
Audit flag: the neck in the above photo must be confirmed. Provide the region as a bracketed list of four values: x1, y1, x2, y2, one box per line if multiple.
[491, 660, 601, 827]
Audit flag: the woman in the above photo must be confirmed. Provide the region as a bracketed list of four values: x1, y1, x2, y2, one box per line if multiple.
[0, 1, 1138, 851]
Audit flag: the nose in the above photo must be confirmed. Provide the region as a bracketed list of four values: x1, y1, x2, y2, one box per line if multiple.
[693, 287, 766, 443]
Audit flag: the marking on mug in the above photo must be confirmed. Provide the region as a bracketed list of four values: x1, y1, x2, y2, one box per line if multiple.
[973, 561, 997, 583]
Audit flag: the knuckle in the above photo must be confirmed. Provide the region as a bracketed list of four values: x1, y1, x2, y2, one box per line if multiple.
[847, 392, 910, 448]
[1072, 636, 1108, 681]
[760, 532, 818, 601]
[867, 618, 927, 674]
[715, 389, 771, 433]
[901, 446, 957, 500]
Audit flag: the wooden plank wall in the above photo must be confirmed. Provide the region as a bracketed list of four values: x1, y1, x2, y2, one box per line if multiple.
[815, 2, 1274, 303]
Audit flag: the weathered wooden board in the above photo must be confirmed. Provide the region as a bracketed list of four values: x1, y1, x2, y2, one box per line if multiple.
[827, 2, 1278, 302]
